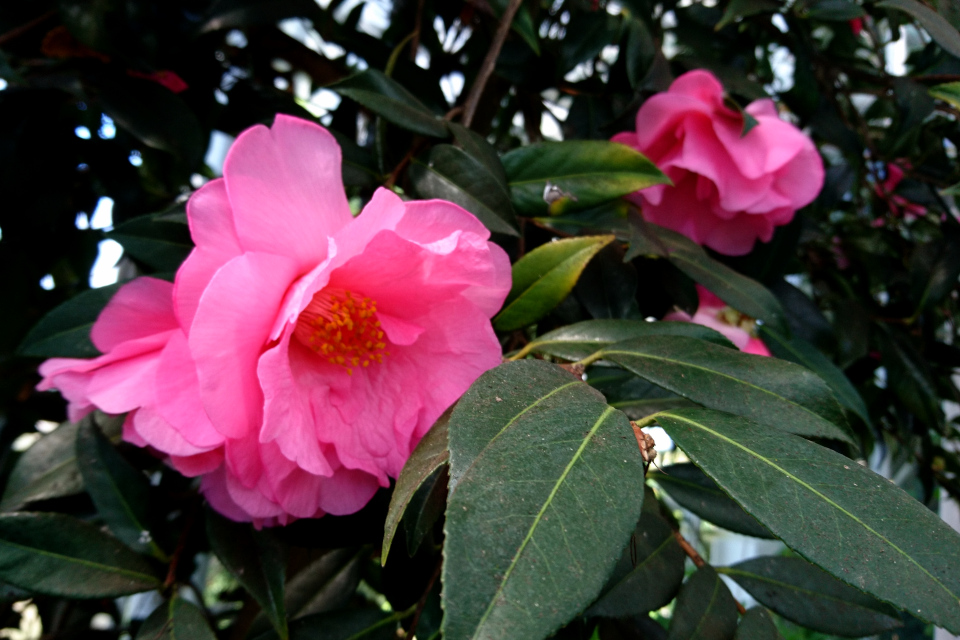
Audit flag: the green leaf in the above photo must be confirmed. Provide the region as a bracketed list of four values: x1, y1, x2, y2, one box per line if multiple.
[587, 508, 685, 617]
[720, 556, 903, 636]
[519, 319, 736, 361]
[403, 466, 447, 557]
[0, 422, 83, 511]
[443, 360, 647, 640]
[878, 0, 960, 57]
[18, 283, 120, 357]
[409, 145, 520, 236]
[136, 595, 218, 640]
[627, 220, 790, 335]
[494, 235, 615, 331]
[597, 335, 854, 442]
[930, 81, 960, 109]
[716, 0, 782, 30]
[1, 414, 124, 512]
[489, 0, 541, 54]
[383, 409, 450, 563]
[759, 327, 871, 426]
[503, 141, 669, 216]
[447, 123, 509, 187]
[207, 511, 288, 640]
[328, 69, 448, 138]
[652, 407, 960, 633]
[108, 211, 193, 272]
[624, 17, 656, 87]
[76, 417, 166, 559]
[0, 512, 160, 598]
[668, 565, 740, 640]
[735, 608, 782, 640]
[249, 548, 365, 638]
[650, 464, 773, 538]
[96, 76, 205, 166]
[804, 0, 867, 20]
[560, 11, 621, 70]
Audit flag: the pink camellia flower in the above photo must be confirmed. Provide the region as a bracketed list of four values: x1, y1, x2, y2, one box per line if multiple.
[613, 70, 824, 256]
[664, 285, 771, 356]
[38, 115, 511, 525]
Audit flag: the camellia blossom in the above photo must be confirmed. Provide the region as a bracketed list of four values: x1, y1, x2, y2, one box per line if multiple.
[874, 161, 926, 222]
[664, 285, 771, 356]
[613, 70, 824, 256]
[38, 115, 511, 525]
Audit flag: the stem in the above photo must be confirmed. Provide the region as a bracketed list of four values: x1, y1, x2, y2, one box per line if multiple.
[461, 0, 524, 128]
[673, 530, 747, 615]
[0, 9, 56, 47]
[406, 558, 443, 638]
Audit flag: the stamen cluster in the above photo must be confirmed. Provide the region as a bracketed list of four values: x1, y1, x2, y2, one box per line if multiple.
[295, 289, 388, 374]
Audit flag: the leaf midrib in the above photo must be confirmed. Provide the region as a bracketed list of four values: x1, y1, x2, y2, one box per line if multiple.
[450, 380, 580, 496]
[602, 348, 847, 440]
[717, 567, 898, 617]
[0, 537, 156, 584]
[470, 405, 617, 639]
[664, 412, 957, 603]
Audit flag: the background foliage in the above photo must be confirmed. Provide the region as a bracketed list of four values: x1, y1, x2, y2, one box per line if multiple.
[3, 0, 960, 638]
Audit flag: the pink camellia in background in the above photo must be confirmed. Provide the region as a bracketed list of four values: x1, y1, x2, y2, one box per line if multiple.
[38, 115, 511, 525]
[664, 285, 771, 356]
[874, 161, 926, 221]
[613, 70, 824, 256]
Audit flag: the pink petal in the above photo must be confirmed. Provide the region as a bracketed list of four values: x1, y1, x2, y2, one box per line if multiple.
[189, 252, 300, 439]
[169, 450, 224, 477]
[154, 332, 225, 449]
[91, 277, 177, 353]
[175, 179, 243, 330]
[222, 115, 353, 270]
[668, 70, 726, 106]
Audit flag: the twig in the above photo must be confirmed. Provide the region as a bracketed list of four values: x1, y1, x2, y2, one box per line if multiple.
[164, 500, 200, 590]
[410, 0, 427, 61]
[461, 0, 524, 128]
[0, 9, 56, 47]
[406, 558, 443, 638]
[673, 530, 747, 615]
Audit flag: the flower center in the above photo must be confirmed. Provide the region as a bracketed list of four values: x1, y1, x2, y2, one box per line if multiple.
[294, 289, 388, 375]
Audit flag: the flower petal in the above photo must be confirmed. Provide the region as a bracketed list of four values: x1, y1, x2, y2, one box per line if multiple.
[91, 277, 177, 353]
[190, 252, 300, 439]
[223, 114, 353, 269]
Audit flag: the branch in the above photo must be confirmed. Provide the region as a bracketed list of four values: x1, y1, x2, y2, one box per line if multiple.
[673, 529, 747, 615]
[461, 0, 524, 128]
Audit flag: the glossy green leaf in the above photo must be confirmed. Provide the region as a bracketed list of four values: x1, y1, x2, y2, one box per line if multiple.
[650, 463, 773, 538]
[136, 595, 217, 640]
[249, 548, 365, 637]
[285, 609, 398, 640]
[735, 608, 782, 640]
[759, 327, 871, 426]
[668, 565, 740, 640]
[383, 409, 450, 563]
[0, 512, 159, 598]
[574, 244, 643, 320]
[1, 422, 83, 511]
[1, 414, 124, 512]
[489, 0, 541, 53]
[560, 11, 621, 70]
[716, 0, 781, 30]
[624, 17, 656, 87]
[18, 283, 120, 357]
[108, 211, 193, 272]
[443, 360, 647, 640]
[502, 141, 669, 216]
[447, 123, 509, 187]
[587, 508, 685, 617]
[97, 76, 205, 166]
[720, 556, 903, 636]
[879, 326, 944, 432]
[409, 144, 520, 236]
[878, 0, 960, 57]
[207, 511, 288, 640]
[627, 220, 790, 335]
[653, 407, 960, 633]
[494, 235, 615, 331]
[403, 466, 447, 557]
[805, 0, 867, 20]
[597, 335, 854, 442]
[518, 318, 735, 361]
[930, 81, 960, 109]
[76, 417, 166, 559]
[328, 69, 448, 137]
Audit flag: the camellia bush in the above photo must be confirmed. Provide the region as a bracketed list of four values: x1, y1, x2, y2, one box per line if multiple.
[5, 0, 960, 638]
